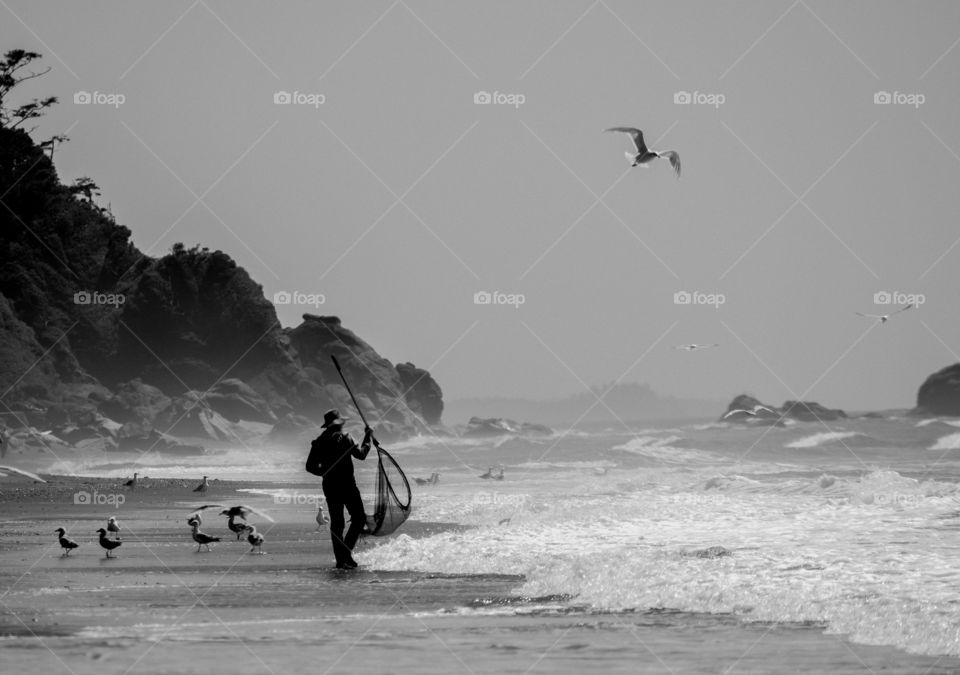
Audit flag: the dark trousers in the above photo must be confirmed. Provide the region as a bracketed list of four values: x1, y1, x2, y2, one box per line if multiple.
[323, 481, 366, 564]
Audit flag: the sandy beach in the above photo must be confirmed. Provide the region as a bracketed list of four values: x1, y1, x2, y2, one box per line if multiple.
[2, 473, 959, 674]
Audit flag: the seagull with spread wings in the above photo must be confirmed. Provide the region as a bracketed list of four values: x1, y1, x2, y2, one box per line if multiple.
[856, 303, 913, 324]
[605, 127, 680, 178]
[673, 343, 718, 352]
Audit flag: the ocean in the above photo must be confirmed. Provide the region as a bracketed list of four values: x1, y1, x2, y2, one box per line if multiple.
[37, 414, 960, 670]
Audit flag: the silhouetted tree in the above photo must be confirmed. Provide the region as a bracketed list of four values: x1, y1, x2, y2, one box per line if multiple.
[0, 49, 57, 131]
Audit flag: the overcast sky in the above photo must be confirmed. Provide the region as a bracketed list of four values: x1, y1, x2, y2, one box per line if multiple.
[4, 1, 959, 410]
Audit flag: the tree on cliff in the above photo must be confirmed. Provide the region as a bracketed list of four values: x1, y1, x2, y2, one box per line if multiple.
[0, 49, 57, 131]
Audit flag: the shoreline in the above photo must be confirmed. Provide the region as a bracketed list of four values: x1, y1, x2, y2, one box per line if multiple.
[2, 474, 960, 673]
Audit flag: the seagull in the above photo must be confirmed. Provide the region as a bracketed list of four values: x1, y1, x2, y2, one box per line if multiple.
[193, 476, 208, 493]
[414, 472, 438, 486]
[0, 465, 46, 482]
[54, 527, 79, 556]
[722, 405, 778, 420]
[604, 127, 680, 177]
[189, 520, 221, 552]
[479, 467, 493, 479]
[316, 503, 329, 529]
[96, 528, 122, 558]
[673, 343, 719, 352]
[244, 525, 265, 554]
[124, 472, 138, 488]
[106, 516, 121, 540]
[856, 303, 913, 324]
[218, 505, 275, 523]
[225, 513, 248, 540]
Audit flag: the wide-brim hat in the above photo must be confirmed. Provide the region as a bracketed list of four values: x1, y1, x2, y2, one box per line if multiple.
[321, 409, 348, 428]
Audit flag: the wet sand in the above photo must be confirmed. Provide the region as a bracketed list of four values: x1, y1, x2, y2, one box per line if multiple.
[2, 475, 959, 674]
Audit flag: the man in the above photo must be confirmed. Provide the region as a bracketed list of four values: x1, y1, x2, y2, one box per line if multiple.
[305, 409, 373, 569]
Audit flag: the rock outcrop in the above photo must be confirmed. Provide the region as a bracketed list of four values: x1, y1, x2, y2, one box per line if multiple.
[916, 363, 960, 416]
[0, 124, 444, 455]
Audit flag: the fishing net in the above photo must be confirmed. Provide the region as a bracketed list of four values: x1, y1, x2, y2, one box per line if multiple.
[365, 444, 411, 536]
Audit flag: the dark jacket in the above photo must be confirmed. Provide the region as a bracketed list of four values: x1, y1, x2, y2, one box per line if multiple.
[305, 427, 369, 486]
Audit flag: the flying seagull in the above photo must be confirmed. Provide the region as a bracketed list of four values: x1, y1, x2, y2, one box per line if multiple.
[604, 127, 680, 178]
[722, 405, 778, 420]
[186, 504, 275, 524]
[856, 303, 913, 324]
[673, 343, 719, 352]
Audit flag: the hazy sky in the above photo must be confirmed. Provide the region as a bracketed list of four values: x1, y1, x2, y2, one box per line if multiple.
[4, 1, 959, 410]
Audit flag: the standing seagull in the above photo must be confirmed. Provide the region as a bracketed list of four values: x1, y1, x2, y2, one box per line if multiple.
[189, 518, 221, 552]
[673, 343, 719, 352]
[244, 525, 266, 554]
[54, 527, 79, 556]
[106, 516, 121, 541]
[856, 303, 913, 324]
[193, 476, 208, 493]
[124, 472, 138, 488]
[604, 127, 681, 177]
[96, 528, 122, 558]
[316, 503, 329, 530]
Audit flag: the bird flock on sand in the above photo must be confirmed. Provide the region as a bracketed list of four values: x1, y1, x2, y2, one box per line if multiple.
[53, 505, 276, 557]
[50, 480, 293, 558]
[186, 504, 275, 554]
